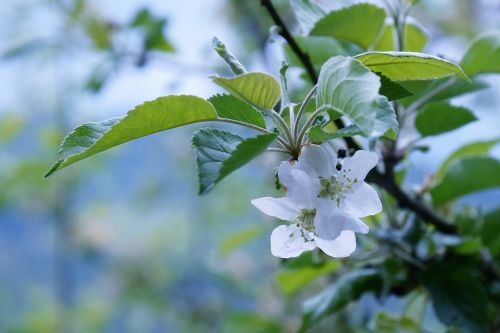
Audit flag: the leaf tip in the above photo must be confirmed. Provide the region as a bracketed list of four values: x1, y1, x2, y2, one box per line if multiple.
[44, 159, 64, 178]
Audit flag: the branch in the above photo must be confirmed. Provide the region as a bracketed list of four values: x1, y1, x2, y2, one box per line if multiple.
[260, 0, 456, 235]
[367, 170, 456, 234]
[259, 0, 360, 151]
[260, 0, 317, 82]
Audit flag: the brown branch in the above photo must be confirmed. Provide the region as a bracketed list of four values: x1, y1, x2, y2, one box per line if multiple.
[260, 0, 456, 235]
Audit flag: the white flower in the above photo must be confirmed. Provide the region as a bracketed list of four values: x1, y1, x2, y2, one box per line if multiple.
[252, 168, 366, 258]
[252, 143, 382, 259]
[281, 143, 382, 221]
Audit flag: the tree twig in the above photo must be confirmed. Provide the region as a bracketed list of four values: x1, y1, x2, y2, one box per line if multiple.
[260, 0, 457, 235]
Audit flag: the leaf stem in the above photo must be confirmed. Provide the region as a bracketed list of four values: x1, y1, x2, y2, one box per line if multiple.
[296, 106, 330, 146]
[215, 117, 290, 149]
[293, 85, 317, 139]
[266, 147, 291, 154]
[263, 109, 297, 153]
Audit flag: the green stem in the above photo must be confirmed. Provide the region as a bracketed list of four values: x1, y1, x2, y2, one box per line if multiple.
[293, 85, 317, 139]
[266, 148, 291, 154]
[215, 117, 290, 149]
[296, 106, 330, 146]
[263, 109, 296, 152]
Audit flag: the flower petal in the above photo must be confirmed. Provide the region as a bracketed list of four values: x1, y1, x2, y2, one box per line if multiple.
[277, 160, 295, 189]
[298, 143, 337, 178]
[315, 204, 369, 239]
[315, 230, 357, 258]
[270, 224, 316, 258]
[290, 169, 320, 208]
[342, 182, 382, 218]
[251, 197, 298, 221]
[342, 150, 378, 181]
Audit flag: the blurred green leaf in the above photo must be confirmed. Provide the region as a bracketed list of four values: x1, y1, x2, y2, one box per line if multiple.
[192, 128, 277, 194]
[310, 3, 386, 49]
[290, 0, 326, 34]
[460, 31, 500, 76]
[356, 52, 469, 81]
[316, 56, 397, 138]
[430, 156, 500, 205]
[0, 114, 24, 143]
[276, 261, 338, 295]
[45, 95, 217, 177]
[208, 94, 266, 128]
[284, 35, 361, 71]
[212, 72, 281, 110]
[423, 263, 489, 333]
[84, 16, 112, 50]
[450, 237, 483, 255]
[374, 18, 428, 52]
[131, 8, 174, 52]
[400, 78, 488, 107]
[223, 313, 281, 333]
[300, 269, 382, 331]
[374, 312, 421, 333]
[219, 225, 266, 256]
[481, 208, 500, 256]
[436, 138, 500, 178]
[415, 102, 476, 137]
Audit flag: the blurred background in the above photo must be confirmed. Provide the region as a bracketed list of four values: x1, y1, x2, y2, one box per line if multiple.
[0, 0, 499, 332]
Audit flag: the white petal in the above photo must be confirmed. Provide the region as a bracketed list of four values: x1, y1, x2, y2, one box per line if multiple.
[270, 224, 316, 258]
[313, 206, 343, 240]
[298, 143, 337, 178]
[289, 169, 320, 208]
[315, 205, 369, 239]
[315, 230, 357, 258]
[342, 182, 382, 218]
[251, 197, 298, 221]
[342, 150, 378, 181]
[277, 161, 295, 189]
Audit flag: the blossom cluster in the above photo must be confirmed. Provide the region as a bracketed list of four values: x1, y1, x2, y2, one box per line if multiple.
[252, 143, 382, 258]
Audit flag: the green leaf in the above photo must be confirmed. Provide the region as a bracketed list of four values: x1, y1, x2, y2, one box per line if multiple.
[300, 269, 382, 331]
[291, 0, 326, 34]
[430, 156, 500, 205]
[223, 313, 281, 333]
[355, 52, 469, 81]
[284, 36, 359, 69]
[422, 263, 489, 333]
[415, 102, 476, 137]
[481, 208, 500, 256]
[212, 72, 281, 110]
[192, 128, 277, 194]
[460, 31, 500, 76]
[316, 56, 397, 138]
[45, 95, 217, 177]
[400, 78, 488, 106]
[436, 138, 500, 178]
[131, 8, 174, 52]
[310, 3, 386, 49]
[0, 113, 24, 143]
[219, 225, 266, 256]
[208, 94, 266, 128]
[277, 261, 338, 295]
[374, 18, 428, 52]
[373, 96, 399, 139]
[308, 124, 362, 143]
[378, 74, 414, 101]
[212, 37, 247, 75]
[374, 312, 421, 333]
